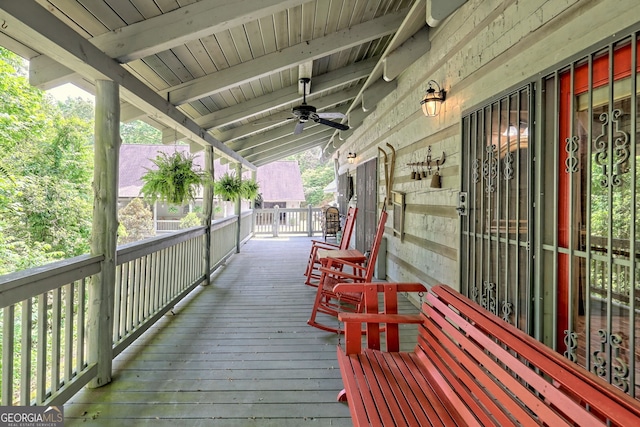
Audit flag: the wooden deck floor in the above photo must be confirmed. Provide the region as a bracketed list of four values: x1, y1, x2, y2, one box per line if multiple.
[64, 236, 420, 426]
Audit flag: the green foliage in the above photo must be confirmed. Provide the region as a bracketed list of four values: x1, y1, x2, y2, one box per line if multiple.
[214, 172, 243, 201]
[179, 211, 202, 229]
[121, 120, 162, 144]
[0, 47, 94, 273]
[301, 163, 335, 207]
[140, 151, 209, 205]
[118, 198, 155, 244]
[213, 173, 259, 201]
[241, 178, 260, 200]
[286, 148, 335, 207]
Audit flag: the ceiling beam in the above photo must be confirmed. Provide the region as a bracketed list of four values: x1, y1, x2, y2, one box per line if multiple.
[0, 0, 255, 169]
[195, 57, 376, 130]
[362, 79, 397, 112]
[28, 0, 309, 89]
[427, 0, 467, 27]
[246, 134, 332, 166]
[238, 127, 333, 158]
[164, 10, 406, 105]
[232, 120, 333, 153]
[323, 0, 428, 153]
[383, 26, 431, 82]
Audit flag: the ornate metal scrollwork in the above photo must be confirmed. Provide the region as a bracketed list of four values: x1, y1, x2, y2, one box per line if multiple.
[483, 145, 497, 194]
[592, 330, 630, 392]
[471, 283, 479, 304]
[592, 329, 608, 377]
[481, 281, 496, 314]
[472, 158, 480, 184]
[611, 334, 630, 393]
[501, 300, 513, 324]
[564, 135, 580, 173]
[593, 109, 630, 188]
[563, 330, 578, 362]
[503, 151, 514, 181]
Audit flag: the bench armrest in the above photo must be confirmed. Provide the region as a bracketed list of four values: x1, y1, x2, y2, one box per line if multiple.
[339, 312, 423, 324]
[338, 312, 423, 355]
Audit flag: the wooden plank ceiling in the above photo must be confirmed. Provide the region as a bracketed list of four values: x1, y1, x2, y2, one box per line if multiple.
[0, 0, 436, 168]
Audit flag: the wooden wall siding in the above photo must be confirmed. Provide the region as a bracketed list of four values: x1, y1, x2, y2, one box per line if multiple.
[341, 0, 640, 292]
[62, 237, 419, 426]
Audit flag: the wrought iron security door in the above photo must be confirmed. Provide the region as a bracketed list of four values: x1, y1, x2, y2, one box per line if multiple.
[460, 85, 533, 333]
[543, 34, 640, 398]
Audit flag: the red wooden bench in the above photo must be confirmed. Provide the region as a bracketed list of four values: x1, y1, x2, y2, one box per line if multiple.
[335, 283, 640, 427]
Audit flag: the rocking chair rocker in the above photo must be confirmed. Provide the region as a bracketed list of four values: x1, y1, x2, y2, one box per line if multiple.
[304, 207, 358, 287]
[307, 207, 388, 333]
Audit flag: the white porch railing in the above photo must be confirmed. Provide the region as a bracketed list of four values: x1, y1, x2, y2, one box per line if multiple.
[253, 206, 323, 236]
[0, 211, 253, 406]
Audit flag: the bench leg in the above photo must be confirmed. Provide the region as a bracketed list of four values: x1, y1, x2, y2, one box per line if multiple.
[337, 388, 348, 402]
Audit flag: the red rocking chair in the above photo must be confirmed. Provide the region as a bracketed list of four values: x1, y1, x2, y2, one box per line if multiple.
[304, 207, 358, 287]
[307, 207, 388, 333]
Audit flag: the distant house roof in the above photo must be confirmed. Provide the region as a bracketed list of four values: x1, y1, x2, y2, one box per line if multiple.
[118, 144, 305, 203]
[256, 161, 306, 202]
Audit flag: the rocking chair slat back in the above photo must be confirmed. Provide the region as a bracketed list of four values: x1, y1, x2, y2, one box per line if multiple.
[307, 207, 388, 333]
[304, 207, 358, 287]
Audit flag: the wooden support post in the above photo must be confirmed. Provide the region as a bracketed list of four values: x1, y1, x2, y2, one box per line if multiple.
[235, 163, 242, 254]
[250, 170, 257, 235]
[202, 146, 214, 286]
[88, 80, 120, 388]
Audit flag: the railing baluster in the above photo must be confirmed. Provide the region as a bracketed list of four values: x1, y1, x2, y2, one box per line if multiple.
[51, 288, 61, 393]
[77, 279, 86, 373]
[20, 298, 32, 405]
[113, 265, 122, 342]
[36, 294, 47, 404]
[64, 282, 74, 384]
[2, 306, 15, 405]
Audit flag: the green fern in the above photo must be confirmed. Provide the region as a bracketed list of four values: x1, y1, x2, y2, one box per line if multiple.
[214, 172, 243, 201]
[140, 151, 209, 205]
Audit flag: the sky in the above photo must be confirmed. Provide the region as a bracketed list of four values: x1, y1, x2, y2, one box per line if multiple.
[46, 82, 94, 102]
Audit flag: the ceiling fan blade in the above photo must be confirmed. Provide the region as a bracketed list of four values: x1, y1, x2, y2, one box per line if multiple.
[293, 121, 305, 134]
[317, 112, 347, 120]
[316, 118, 349, 131]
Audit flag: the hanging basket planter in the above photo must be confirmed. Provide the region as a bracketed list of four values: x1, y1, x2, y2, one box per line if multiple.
[214, 172, 260, 201]
[140, 151, 209, 206]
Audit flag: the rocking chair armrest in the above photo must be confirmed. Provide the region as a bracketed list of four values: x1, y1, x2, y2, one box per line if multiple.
[323, 257, 366, 271]
[319, 265, 366, 281]
[310, 240, 341, 249]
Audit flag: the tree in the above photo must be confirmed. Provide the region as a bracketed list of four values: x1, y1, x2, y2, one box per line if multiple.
[287, 148, 336, 207]
[0, 47, 94, 272]
[118, 198, 155, 244]
[121, 120, 162, 144]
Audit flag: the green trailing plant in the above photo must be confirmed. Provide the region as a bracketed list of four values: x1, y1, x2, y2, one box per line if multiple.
[214, 172, 243, 201]
[214, 173, 261, 201]
[140, 151, 209, 205]
[241, 178, 260, 200]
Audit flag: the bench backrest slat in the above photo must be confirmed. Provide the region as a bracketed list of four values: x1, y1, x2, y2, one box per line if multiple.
[423, 285, 640, 426]
[421, 300, 577, 426]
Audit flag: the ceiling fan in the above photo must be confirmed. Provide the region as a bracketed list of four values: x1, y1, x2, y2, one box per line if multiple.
[291, 78, 349, 135]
